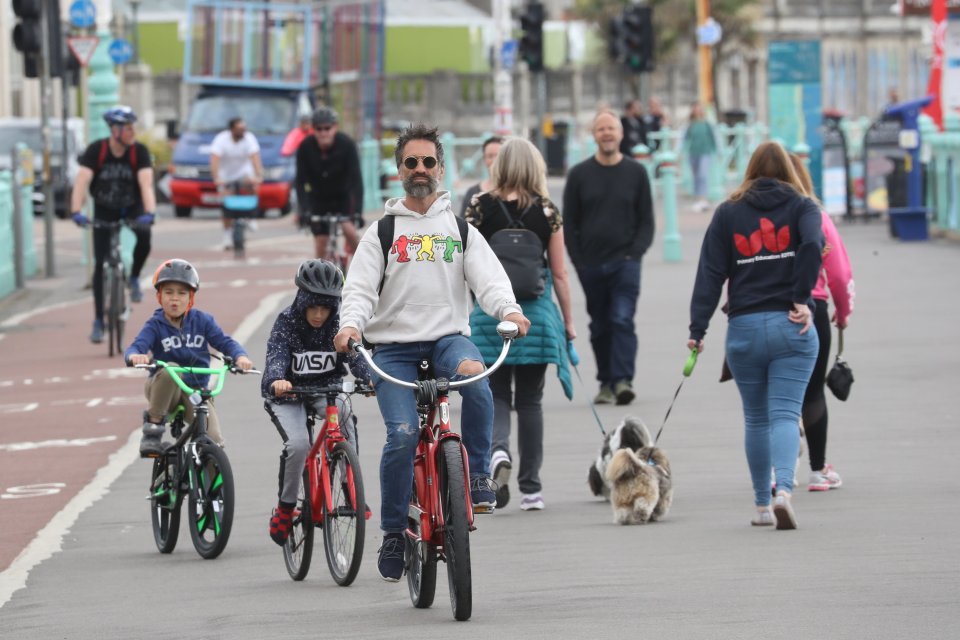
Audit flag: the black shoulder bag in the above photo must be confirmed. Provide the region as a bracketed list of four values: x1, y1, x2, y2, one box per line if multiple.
[826, 328, 854, 401]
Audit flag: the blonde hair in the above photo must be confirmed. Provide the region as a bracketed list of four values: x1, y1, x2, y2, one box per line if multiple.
[489, 137, 548, 210]
[728, 141, 808, 202]
[788, 152, 823, 207]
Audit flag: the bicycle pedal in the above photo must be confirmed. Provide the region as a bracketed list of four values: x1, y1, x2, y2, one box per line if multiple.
[472, 504, 495, 515]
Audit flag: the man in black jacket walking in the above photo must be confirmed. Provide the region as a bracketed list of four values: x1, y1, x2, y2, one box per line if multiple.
[563, 110, 655, 405]
[295, 107, 364, 259]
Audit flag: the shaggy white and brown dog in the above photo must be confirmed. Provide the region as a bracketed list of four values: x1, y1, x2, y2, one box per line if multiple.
[586, 416, 674, 525]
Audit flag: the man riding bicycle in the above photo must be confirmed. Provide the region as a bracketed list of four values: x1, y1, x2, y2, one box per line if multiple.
[334, 123, 530, 582]
[295, 107, 363, 259]
[70, 105, 156, 343]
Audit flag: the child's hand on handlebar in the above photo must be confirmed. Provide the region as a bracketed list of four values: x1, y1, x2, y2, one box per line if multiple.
[235, 355, 254, 371]
[128, 353, 151, 366]
[271, 379, 293, 397]
[503, 312, 531, 337]
[335, 327, 362, 353]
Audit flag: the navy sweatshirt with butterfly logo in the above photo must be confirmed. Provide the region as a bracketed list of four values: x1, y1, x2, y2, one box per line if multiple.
[261, 289, 369, 403]
[689, 178, 823, 341]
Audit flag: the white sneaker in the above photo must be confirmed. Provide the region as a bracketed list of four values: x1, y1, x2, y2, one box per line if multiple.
[519, 493, 544, 511]
[772, 491, 797, 530]
[490, 449, 512, 509]
[808, 464, 842, 491]
[247, 219, 259, 232]
[222, 230, 233, 250]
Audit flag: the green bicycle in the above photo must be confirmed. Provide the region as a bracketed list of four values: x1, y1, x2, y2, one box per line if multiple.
[135, 356, 260, 559]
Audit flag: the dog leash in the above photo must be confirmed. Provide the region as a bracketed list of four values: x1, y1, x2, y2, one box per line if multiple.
[651, 348, 699, 447]
[567, 341, 608, 437]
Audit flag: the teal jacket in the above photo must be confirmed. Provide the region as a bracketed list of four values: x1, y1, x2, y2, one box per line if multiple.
[469, 273, 574, 400]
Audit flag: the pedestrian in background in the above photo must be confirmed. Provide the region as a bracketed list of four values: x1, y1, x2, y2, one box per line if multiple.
[459, 135, 503, 217]
[789, 153, 855, 492]
[210, 117, 263, 250]
[563, 110, 655, 405]
[281, 114, 312, 157]
[684, 102, 717, 212]
[620, 99, 647, 156]
[688, 141, 823, 530]
[465, 137, 577, 512]
[643, 96, 669, 150]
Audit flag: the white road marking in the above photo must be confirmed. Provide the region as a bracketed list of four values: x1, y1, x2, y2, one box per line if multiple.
[0, 289, 290, 609]
[85, 398, 102, 408]
[1, 484, 67, 500]
[0, 403, 38, 414]
[0, 436, 118, 453]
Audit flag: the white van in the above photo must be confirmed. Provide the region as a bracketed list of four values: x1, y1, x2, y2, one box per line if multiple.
[0, 117, 86, 218]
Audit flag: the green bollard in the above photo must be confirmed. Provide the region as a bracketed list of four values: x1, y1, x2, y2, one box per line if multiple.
[657, 150, 682, 263]
[360, 137, 381, 212]
[440, 132, 457, 194]
[631, 144, 656, 200]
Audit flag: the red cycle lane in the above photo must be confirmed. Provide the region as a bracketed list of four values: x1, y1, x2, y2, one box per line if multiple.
[0, 220, 310, 575]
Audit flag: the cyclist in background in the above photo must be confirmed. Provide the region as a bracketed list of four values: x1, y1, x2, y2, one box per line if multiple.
[210, 117, 264, 250]
[71, 105, 156, 344]
[295, 107, 363, 259]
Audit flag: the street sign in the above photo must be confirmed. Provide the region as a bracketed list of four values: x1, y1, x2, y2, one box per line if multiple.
[500, 40, 518, 71]
[67, 36, 99, 67]
[696, 18, 722, 47]
[108, 39, 133, 65]
[68, 0, 97, 29]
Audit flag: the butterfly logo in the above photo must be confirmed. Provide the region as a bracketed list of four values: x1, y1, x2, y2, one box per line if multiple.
[734, 218, 791, 257]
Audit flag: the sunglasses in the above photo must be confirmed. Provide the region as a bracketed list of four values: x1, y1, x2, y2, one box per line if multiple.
[315, 125, 334, 132]
[402, 155, 438, 170]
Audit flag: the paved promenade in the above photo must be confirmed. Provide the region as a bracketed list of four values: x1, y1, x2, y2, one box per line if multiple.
[1, 187, 958, 638]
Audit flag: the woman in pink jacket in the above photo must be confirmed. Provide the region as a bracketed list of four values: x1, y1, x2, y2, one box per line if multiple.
[790, 154, 854, 491]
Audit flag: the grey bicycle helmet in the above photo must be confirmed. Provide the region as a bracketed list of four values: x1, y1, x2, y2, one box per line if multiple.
[153, 259, 200, 291]
[103, 105, 138, 126]
[311, 106, 339, 128]
[295, 259, 343, 297]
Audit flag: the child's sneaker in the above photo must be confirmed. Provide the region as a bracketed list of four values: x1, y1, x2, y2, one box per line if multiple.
[772, 492, 797, 530]
[808, 464, 843, 491]
[470, 476, 497, 514]
[139, 415, 166, 458]
[519, 493, 545, 511]
[269, 503, 294, 546]
[377, 533, 404, 582]
[489, 450, 512, 508]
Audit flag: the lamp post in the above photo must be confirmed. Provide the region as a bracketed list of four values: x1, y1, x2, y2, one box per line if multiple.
[129, 0, 141, 64]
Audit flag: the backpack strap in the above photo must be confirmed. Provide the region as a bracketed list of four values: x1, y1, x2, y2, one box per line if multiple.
[495, 197, 536, 229]
[377, 214, 469, 292]
[97, 140, 108, 172]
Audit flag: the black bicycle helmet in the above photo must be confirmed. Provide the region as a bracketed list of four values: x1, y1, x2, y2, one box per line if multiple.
[103, 105, 138, 126]
[311, 106, 339, 128]
[153, 259, 200, 291]
[295, 259, 343, 297]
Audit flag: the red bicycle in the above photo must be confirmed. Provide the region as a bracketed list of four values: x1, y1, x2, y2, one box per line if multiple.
[281, 380, 373, 585]
[350, 321, 518, 621]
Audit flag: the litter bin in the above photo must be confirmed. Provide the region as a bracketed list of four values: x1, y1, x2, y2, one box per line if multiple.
[545, 120, 569, 176]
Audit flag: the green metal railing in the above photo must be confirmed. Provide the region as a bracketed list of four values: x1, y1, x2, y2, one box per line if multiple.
[921, 112, 960, 236]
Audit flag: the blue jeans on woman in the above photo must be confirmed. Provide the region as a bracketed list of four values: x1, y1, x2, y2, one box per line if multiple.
[575, 258, 641, 386]
[371, 335, 493, 533]
[725, 311, 818, 506]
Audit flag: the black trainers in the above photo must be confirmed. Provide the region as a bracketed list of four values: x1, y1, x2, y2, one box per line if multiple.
[470, 475, 497, 514]
[613, 380, 635, 406]
[377, 533, 405, 582]
[139, 418, 166, 458]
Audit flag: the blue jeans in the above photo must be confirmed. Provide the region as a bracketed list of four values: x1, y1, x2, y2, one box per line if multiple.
[575, 259, 641, 385]
[371, 335, 493, 533]
[689, 154, 711, 199]
[725, 311, 818, 505]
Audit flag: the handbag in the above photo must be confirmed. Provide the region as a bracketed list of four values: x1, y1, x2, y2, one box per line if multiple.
[826, 328, 854, 401]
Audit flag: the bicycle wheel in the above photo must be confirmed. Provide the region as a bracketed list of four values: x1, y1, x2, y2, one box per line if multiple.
[232, 219, 245, 259]
[114, 267, 127, 356]
[283, 467, 314, 581]
[149, 451, 182, 553]
[187, 443, 235, 559]
[322, 441, 365, 586]
[405, 478, 437, 608]
[440, 439, 472, 621]
[106, 269, 119, 357]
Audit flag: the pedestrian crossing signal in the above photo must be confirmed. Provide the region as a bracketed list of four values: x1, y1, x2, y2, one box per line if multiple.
[622, 5, 654, 74]
[519, 1, 545, 73]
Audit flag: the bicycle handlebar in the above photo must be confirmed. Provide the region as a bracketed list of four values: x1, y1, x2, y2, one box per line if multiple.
[348, 321, 519, 391]
[133, 359, 261, 397]
[287, 380, 375, 397]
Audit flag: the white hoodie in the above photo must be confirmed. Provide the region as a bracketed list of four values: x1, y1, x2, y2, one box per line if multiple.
[340, 191, 521, 344]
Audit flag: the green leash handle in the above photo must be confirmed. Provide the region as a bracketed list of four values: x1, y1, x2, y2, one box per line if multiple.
[683, 348, 699, 377]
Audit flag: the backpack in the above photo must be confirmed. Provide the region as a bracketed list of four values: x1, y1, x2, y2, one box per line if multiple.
[96, 140, 139, 173]
[377, 214, 469, 293]
[488, 199, 546, 300]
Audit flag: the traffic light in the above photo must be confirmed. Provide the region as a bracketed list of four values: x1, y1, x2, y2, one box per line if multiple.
[519, 1, 545, 73]
[12, 0, 43, 78]
[607, 15, 624, 62]
[622, 4, 654, 74]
